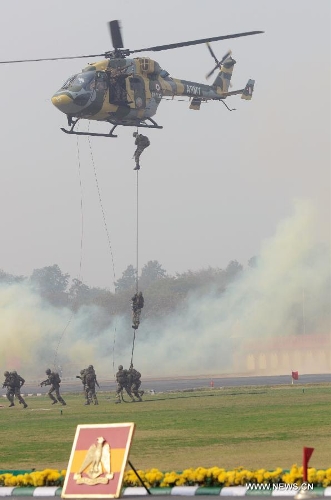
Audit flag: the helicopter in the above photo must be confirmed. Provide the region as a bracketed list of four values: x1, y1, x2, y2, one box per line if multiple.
[0, 21, 263, 138]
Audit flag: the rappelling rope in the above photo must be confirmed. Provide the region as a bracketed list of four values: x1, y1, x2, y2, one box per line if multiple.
[87, 135, 118, 379]
[130, 328, 137, 369]
[130, 136, 140, 367]
[53, 131, 84, 368]
[136, 168, 139, 294]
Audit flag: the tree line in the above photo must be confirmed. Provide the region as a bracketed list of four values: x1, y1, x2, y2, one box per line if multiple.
[0, 259, 250, 319]
[1, 255, 329, 337]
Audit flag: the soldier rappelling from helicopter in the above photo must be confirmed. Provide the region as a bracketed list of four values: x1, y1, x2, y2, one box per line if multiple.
[131, 291, 144, 330]
[133, 132, 150, 170]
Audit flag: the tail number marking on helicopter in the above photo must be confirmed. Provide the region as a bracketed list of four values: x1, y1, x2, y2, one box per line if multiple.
[186, 85, 201, 95]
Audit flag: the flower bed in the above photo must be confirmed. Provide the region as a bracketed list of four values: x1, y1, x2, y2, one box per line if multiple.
[0, 466, 331, 488]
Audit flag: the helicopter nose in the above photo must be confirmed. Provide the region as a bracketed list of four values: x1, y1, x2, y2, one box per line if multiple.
[51, 93, 73, 113]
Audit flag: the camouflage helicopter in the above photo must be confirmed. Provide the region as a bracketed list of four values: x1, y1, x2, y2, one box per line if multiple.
[1, 21, 263, 138]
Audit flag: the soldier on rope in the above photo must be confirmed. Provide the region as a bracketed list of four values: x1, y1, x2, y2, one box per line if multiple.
[2, 370, 28, 408]
[40, 368, 66, 406]
[115, 365, 135, 403]
[133, 132, 150, 170]
[131, 291, 144, 330]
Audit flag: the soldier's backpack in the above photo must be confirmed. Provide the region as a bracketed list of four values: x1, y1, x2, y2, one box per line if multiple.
[132, 369, 141, 380]
[53, 372, 61, 384]
[10, 372, 20, 387]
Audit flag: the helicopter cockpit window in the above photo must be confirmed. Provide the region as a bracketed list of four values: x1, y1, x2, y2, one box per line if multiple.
[64, 72, 96, 92]
[61, 75, 76, 90]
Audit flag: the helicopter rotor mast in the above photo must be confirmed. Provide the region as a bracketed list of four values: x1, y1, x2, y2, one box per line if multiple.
[0, 19, 264, 65]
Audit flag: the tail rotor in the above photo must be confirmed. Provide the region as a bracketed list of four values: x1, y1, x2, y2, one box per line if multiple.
[206, 42, 232, 80]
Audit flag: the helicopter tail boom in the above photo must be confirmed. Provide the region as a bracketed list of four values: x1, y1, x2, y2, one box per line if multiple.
[215, 79, 255, 100]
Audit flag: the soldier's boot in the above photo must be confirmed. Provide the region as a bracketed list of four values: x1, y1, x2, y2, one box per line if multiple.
[9, 402, 15, 407]
[59, 399, 66, 406]
[115, 394, 121, 404]
[133, 164, 140, 170]
[20, 398, 28, 408]
[93, 397, 99, 405]
[84, 401, 90, 405]
[52, 400, 58, 405]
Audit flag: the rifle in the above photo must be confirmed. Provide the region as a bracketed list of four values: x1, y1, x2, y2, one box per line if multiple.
[40, 379, 50, 387]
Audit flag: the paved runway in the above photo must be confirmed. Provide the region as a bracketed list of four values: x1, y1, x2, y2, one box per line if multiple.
[12, 373, 330, 396]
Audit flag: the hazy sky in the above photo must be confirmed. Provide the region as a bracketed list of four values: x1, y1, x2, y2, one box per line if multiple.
[0, 0, 330, 290]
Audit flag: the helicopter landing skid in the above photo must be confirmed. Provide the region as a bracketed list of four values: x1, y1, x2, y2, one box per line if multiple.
[60, 121, 118, 138]
[108, 117, 163, 130]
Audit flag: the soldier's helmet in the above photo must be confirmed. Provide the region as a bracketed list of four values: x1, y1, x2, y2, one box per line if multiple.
[133, 132, 137, 137]
[88, 365, 93, 369]
[46, 368, 51, 375]
[12, 370, 17, 374]
[118, 365, 123, 370]
[4, 371, 9, 376]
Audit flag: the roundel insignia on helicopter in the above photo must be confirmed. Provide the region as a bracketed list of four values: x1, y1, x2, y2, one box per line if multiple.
[0, 20, 264, 138]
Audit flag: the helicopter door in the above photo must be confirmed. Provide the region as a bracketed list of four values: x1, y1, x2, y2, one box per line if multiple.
[129, 76, 146, 110]
[109, 73, 128, 105]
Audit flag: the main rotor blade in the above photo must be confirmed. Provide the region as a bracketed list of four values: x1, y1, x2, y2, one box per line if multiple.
[109, 20, 124, 49]
[130, 30, 264, 54]
[0, 53, 106, 64]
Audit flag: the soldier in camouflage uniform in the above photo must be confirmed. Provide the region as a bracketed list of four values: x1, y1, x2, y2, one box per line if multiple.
[76, 368, 88, 404]
[128, 365, 144, 402]
[85, 365, 100, 406]
[115, 365, 135, 403]
[2, 370, 28, 408]
[133, 132, 150, 170]
[131, 291, 144, 330]
[40, 368, 66, 406]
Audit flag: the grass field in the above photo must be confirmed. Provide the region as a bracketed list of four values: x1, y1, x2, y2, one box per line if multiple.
[0, 384, 329, 472]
